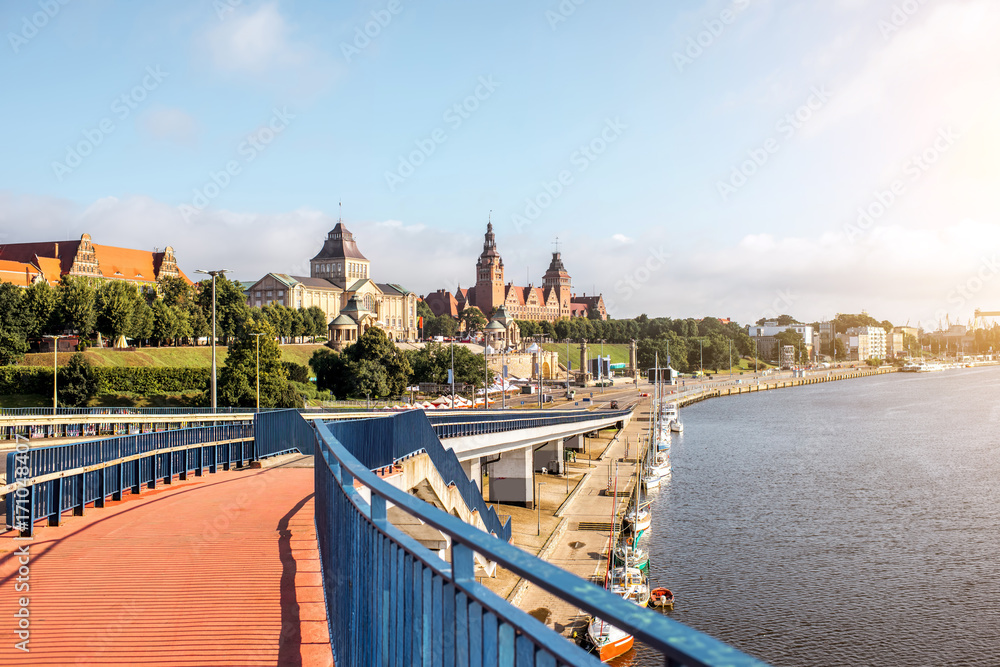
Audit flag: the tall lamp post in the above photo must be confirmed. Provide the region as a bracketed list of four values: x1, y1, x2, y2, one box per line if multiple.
[195, 269, 230, 412]
[250, 332, 264, 412]
[699, 339, 705, 376]
[536, 481, 548, 535]
[564, 338, 571, 390]
[729, 339, 733, 377]
[599, 338, 605, 394]
[43, 334, 63, 415]
[450, 340, 456, 409]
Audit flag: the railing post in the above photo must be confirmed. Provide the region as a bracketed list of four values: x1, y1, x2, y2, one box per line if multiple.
[74, 472, 86, 516]
[95, 467, 106, 508]
[49, 476, 62, 526]
[452, 542, 475, 584]
[133, 458, 142, 495]
[371, 494, 387, 528]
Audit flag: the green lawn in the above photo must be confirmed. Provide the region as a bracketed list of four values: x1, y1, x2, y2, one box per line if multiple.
[20, 344, 327, 368]
[540, 342, 631, 366]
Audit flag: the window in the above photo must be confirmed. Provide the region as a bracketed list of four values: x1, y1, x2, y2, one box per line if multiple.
[266, 290, 273, 297]
[278, 290, 284, 296]
[255, 290, 261, 297]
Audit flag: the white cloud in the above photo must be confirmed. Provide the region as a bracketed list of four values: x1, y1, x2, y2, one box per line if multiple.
[204, 3, 305, 74]
[139, 106, 199, 145]
[612, 233, 633, 244]
[4, 192, 997, 332]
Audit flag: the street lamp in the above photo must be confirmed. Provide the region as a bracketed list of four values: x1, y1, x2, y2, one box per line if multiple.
[43, 334, 63, 415]
[565, 338, 570, 390]
[195, 269, 231, 411]
[450, 340, 456, 410]
[699, 339, 704, 375]
[250, 332, 264, 412]
[536, 481, 548, 535]
[729, 339, 732, 376]
[599, 338, 605, 394]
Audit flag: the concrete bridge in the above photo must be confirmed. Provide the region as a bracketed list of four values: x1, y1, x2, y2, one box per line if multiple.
[1, 407, 765, 667]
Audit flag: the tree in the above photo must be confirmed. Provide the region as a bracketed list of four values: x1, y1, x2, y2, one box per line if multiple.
[24, 281, 56, 338]
[310, 348, 349, 398]
[407, 342, 490, 386]
[353, 359, 390, 399]
[58, 353, 99, 407]
[424, 315, 457, 338]
[306, 306, 328, 339]
[0, 283, 29, 364]
[129, 299, 154, 344]
[218, 321, 293, 408]
[344, 327, 412, 397]
[195, 275, 250, 343]
[158, 275, 191, 306]
[57, 276, 97, 336]
[774, 328, 805, 364]
[151, 299, 178, 346]
[459, 307, 487, 333]
[96, 280, 141, 341]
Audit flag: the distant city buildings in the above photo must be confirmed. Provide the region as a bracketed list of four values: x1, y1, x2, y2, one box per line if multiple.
[747, 321, 815, 361]
[245, 222, 418, 345]
[424, 222, 608, 323]
[0, 233, 190, 287]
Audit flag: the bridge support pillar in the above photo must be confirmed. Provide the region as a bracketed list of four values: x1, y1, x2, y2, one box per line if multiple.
[564, 433, 583, 452]
[461, 457, 483, 492]
[533, 438, 564, 475]
[487, 447, 534, 509]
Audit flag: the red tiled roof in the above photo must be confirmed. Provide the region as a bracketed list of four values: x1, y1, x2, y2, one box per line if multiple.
[92, 244, 160, 283]
[0, 260, 39, 287]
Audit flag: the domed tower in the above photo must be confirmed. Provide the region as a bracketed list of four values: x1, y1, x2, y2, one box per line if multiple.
[310, 222, 370, 283]
[475, 221, 505, 314]
[543, 251, 572, 317]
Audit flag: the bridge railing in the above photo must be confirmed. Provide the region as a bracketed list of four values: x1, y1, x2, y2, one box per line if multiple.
[4, 424, 256, 537]
[314, 416, 768, 667]
[325, 411, 511, 541]
[427, 407, 633, 439]
[0, 407, 282, 417]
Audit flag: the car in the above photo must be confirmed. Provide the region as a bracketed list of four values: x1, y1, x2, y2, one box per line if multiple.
[609, 400, 619, 409]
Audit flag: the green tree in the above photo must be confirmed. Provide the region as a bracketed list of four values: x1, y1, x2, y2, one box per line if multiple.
[129, 298, 154, 344]
[310, 347, 349, 397]
[407, 342, 490, 386]
[158, 275, 191, 306]
[353, 358, 390, 399]
[58, 353, 99, 407]
[151, 299, 178, 346]
[344, 327, 412, 396]
[424, 315, 457, 338]
[459, 306, 487, 333]
[306, 306, 328, 339]
[218, 322, 293, 407]
[57, 276, 97, 336]
[0, 283, 29, 364]
[24, 281, 56, 338]
[774, 328, 805, 364]
[96, 281, 140, 341]
[195, 276, 250, 343]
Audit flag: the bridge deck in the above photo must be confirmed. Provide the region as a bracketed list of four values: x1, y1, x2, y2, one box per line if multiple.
[0, 460, 332, 666]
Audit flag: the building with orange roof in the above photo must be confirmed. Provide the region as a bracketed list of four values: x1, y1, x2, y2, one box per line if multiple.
[0, 233, 191, 288]
[423, 222, 608, 323]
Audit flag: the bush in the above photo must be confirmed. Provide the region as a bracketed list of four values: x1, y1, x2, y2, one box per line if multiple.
[0, 366, 211, 397]
[283, 361, 310, 384]
[59, 354, 99, 407]
[0, 367, 52, 394]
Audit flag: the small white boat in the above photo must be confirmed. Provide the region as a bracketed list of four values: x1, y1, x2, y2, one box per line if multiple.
[608, 566, 650, 607]
[587, 617, 634, 662]
[670, 420, 683, 433]
[623, 506, 651, 532]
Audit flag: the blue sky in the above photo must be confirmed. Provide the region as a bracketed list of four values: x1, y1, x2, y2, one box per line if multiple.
[2, 0, 998, 330]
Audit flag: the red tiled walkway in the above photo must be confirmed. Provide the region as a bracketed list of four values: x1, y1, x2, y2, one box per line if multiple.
[0, 465, 332, 666]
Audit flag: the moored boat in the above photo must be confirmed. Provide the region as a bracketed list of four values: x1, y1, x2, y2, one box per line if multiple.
[650, 587, 674, 609]
[587, 617, 634, 662]
[613, 542, 650, 571]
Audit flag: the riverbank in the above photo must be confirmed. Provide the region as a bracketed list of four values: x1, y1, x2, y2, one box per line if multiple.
[496, 364, 903, 644]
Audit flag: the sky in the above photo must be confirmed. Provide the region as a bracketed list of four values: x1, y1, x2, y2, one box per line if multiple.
[2, 0, 999, 331]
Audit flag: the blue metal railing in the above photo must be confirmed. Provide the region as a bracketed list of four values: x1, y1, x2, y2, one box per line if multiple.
[427, 407, 632, 439]
[325, 411, 511, 541]
[5, 424, 256, 536]
[0, 406, 281, 416]
[255, 409, 318, 459]
[314, 416, 769, 667]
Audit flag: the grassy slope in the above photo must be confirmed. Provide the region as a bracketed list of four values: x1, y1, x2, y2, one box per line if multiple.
[19, 344, 327, 368]
[540, 342, 631, 366]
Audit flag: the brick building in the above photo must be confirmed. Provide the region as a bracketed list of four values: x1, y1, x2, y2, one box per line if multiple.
[0, 233, 190, 287]
[424, 222, 608, 323]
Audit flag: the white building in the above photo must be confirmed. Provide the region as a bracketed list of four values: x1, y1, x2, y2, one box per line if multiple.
[845, 326, 887, 362]
[747, 321, 816, 361]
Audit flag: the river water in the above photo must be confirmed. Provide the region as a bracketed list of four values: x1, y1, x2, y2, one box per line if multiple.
[632, 367, 1000, 666]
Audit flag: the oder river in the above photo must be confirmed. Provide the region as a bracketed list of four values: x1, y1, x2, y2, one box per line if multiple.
[631, 367, 1000, 666]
